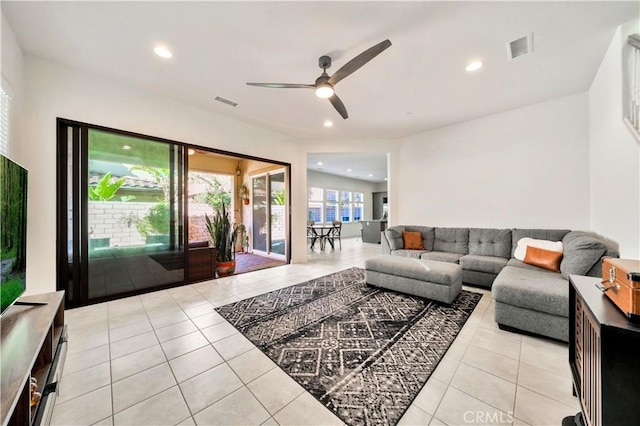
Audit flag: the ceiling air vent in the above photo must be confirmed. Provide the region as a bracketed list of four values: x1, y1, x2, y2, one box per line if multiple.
[507, 34, 532, 60]
[214, 96, 238, 107]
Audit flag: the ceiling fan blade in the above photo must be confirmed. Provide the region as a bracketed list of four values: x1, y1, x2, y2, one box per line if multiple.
[246, 82, 315, 89]
[329, 94, 349, 119]
[328, 39, 391, 86]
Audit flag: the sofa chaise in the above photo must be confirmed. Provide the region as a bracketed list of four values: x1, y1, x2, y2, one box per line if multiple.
[380, 226, 618, 341]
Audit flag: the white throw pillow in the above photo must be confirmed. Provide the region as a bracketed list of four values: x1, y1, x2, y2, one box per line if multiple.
[514, 237, 563, 261]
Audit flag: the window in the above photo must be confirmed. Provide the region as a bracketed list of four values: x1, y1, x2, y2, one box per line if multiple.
[325, 189, 338, 222]
[340, 191, 352, 222]
[0, 86, 10, 156]
[353, 192, 364, 221]
[625, 34, 640, 139]
[306, 187, 365, 224]
[326, 203, 337, 222]
[307, 187, 323, 222]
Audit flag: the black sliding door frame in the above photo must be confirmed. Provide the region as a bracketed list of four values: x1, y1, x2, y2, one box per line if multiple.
[56, 118, 291, 309]
[57, 119, 189, 308]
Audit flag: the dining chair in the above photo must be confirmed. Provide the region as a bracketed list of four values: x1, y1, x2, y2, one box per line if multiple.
[328, 220, 342, 250]
[307, 221, 318, 249]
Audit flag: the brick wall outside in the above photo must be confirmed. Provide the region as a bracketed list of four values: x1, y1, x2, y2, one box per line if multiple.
[271, 205, 285, 241]
[88, 202, 284, 249]
[88, 201, 214, 247]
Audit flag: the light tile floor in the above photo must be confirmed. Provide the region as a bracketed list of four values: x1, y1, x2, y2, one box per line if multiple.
[51, 238, 580, 426]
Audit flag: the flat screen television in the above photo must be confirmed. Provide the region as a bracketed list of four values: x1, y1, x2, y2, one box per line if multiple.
[0, 154, 28, 315]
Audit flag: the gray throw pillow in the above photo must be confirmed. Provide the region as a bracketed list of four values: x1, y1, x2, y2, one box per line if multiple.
[560, 235, 607, 279]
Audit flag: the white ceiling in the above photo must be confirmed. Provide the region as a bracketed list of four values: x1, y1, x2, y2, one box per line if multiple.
[3, 1, 637, 142]
[307, 152, 388, 183]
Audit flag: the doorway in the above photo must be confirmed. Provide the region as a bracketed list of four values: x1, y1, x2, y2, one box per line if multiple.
[57, 119, 292, 308]
[251, 169, 287, 260]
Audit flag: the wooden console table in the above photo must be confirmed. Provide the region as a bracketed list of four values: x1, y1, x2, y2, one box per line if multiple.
[568, 275, 640, 426]
[1, 291, 67, 426]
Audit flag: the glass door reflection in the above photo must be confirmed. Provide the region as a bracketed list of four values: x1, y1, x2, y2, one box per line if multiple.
[86, 129, 184, 300]
[252, 175, 267, 253]
[252, 169, 287, 259]
[269, 172, 286, 257]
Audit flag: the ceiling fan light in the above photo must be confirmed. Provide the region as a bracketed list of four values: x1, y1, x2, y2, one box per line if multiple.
[315, 84, 334, 99]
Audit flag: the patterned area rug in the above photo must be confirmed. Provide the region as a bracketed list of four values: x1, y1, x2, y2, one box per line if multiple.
[216, 267, 481, 426]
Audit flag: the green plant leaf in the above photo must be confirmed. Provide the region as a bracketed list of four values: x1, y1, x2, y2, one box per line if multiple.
[88, 173, 127, 201]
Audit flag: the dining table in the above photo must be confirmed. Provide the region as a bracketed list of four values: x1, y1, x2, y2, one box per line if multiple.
[308, 224, 338, 250]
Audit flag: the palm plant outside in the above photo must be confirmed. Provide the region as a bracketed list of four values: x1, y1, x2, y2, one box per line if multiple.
[205, 202, 236, 263]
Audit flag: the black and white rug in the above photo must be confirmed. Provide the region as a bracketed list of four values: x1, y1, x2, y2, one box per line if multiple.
[216, 267, 481, 426]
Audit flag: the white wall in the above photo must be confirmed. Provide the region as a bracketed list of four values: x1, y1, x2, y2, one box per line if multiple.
[307, 170, 379, 238]
[397, 93, 592, 230]
[589, 21, 640, 258]
[16, 54, 308, 295]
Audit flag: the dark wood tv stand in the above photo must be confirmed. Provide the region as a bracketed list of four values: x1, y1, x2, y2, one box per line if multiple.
[568, 275, 640, 426]
[1, 291, 67, 426]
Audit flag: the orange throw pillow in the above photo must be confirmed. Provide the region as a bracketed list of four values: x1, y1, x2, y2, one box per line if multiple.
[402, 231, 424, 250]
[523, 246, 563, 272]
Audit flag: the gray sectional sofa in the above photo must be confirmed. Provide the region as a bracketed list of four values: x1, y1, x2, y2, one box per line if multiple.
[380, 226, 618, 341]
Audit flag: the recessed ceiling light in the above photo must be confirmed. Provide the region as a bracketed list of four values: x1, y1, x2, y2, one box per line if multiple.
[347, 169, 352, 172]
[323, 121, 333, 127]
[368, 174, 373, 177]
[188, 149, 195, 156]
[154, 46, 172, 59]
[465, 61, 483, 72]
[122, 145, 131, 150]
[384, 178, 388, 181]
[317, 161, 323, 166]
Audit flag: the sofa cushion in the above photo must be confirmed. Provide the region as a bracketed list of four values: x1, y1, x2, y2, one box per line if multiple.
[365, 256, 461, 285]
[560, 233, 608, 279]
[460, 254, 509, 275]
[403, 231, 424, 250]
[385, 226, 405, 250]
[433, 228, 469, 254]
[511, 229, 571, 257]
[385, 226, 435, 251]
[468, 228, 511, 258]
[492, 266, 568, 317]
[421, 251, 465, 264]
[523, 246, 563, 272]
[392, 249, 429, 259]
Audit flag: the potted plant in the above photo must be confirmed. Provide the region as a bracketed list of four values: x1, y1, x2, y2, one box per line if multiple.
[205, 201, 236, 277]
[239, 183, 250, 205]
[234, 223, 247, 253]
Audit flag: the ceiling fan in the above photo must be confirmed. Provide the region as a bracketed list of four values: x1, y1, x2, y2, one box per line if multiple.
[247, 39, 392, 120]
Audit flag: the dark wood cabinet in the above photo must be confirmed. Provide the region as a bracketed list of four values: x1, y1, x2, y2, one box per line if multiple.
[1, 291, 67, 426]
[569, 275, 640, 426]
[188, 246, 217, 282]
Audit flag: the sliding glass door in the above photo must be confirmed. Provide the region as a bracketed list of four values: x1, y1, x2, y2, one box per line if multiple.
[58, 121, 186, 307]
[251, 169, 287, 260]
[86, 130, 184, 299]
[57, 119, 292, 308]
[252, 175, 268, 253]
